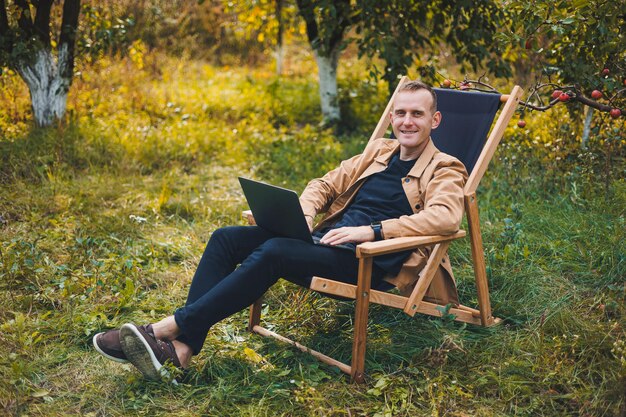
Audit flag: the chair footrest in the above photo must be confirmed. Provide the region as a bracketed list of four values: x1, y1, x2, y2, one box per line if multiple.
[251, 325, 351, 375]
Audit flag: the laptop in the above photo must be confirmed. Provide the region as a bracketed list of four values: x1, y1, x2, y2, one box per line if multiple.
[238, 177, 354, 251]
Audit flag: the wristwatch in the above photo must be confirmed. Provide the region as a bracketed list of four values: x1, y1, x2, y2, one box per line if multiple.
[371, 221, 383, 241]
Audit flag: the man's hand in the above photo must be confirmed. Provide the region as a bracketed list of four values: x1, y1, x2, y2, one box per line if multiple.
[319, 226, 375, 246]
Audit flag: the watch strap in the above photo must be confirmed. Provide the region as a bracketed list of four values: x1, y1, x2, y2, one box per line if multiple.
[371, 222, 383, 241]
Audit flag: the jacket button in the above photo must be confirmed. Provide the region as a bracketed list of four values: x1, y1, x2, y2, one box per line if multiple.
[404, 178, 411, 183]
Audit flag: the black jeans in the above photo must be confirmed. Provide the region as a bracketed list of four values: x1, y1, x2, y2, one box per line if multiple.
[173, 226, 387, 354]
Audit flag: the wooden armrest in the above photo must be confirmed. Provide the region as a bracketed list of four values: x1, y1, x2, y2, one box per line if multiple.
[242, 210, 255, 225]
[355, 230, 466, 257]
[240, 210, 464, 256]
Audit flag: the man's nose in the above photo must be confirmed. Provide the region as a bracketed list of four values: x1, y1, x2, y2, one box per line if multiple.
[400, 114, 415, 124]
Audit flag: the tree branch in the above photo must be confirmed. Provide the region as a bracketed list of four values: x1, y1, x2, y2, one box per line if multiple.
[327, 0, 351, 51]
[457, 78, 625, 114]
[33, 0, 52, 46]
[58, 0, 80, 80]
[295, 0, 320, 53]
[0, 0, 8, 34]
[14, 0, 34, 35]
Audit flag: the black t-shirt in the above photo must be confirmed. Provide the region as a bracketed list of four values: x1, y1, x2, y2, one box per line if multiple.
[314, 153, 416, 276]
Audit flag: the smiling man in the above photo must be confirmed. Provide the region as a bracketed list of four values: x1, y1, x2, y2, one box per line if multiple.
[93, 80, 468, 382]
[392, 86, 441, 159]
[303, 80, 467, 300]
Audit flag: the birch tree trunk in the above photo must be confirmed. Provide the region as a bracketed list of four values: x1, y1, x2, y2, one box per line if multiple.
[313, 46, 340, 124]
[295, 0, 351, 125]
[16, 46, 72, 127]
[581, 107, 594, 149]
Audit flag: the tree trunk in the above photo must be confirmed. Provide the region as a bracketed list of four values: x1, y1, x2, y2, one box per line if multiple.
[276, 43, 285, 76]
[581, 107, 593, 149]
[295, 0, 350, 125]
[16, 47, 71, 127]
[275, 0, 284, 75]
[313, 47, 340, 124]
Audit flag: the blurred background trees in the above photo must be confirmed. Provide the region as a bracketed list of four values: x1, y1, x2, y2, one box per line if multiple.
[1, 0, 624, 130]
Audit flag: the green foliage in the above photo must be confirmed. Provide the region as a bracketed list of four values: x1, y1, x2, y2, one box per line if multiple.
[295, 0, 353, 57]
[501, 104, 625, 199]
[500, 0, 625, 131]
[502, 0, 625, 86]
[223, 0, 301, 49]
[356, 0, 512, 92]
[78, 3, 135, 59]
[0, 55, 624, 416]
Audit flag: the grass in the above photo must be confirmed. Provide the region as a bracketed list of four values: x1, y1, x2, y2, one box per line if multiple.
[0, 53, 624, 416]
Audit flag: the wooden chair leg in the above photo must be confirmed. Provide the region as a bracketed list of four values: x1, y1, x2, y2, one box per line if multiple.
[248, 298, 263, 331]
[351, 257, 373, 383]
[465, 193, 494, 326]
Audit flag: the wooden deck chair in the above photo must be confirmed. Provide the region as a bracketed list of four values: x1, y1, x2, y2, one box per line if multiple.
[245, 77, 524, 383]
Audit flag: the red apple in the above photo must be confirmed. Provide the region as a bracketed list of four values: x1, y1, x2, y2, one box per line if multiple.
[559, 92, 570, 102]
[602, 68, 610, 76]
[551, 90, 562, 99]
[517, 120, 526, 128]
[610, 108, 622, 119]
[442, 79, 452, 88]
[591, 90, 603, 99]
[525, 38, 532, 49]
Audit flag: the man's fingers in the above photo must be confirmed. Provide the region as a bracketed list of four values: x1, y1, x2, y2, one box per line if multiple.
[320, 230, 339, 244]
[320, 226, 373, 245]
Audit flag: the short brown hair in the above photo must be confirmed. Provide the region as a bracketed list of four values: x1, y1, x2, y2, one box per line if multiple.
[397, 80, 437, 113]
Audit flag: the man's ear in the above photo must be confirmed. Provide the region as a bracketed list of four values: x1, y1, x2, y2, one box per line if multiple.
[431, 111, 442, 129]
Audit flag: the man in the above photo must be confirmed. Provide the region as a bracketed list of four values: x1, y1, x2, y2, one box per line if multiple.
[93, 80, 467, 381]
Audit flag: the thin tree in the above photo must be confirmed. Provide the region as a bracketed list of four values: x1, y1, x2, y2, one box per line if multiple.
[295, 0, 352, 125]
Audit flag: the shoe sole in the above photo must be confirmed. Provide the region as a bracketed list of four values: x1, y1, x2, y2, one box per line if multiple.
[92, 333, 129, 363]
[119, 324, 178, 384]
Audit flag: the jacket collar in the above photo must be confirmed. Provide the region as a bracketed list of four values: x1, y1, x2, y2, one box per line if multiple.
[373, 138, 438, 178]
[408, 139, 438, 178]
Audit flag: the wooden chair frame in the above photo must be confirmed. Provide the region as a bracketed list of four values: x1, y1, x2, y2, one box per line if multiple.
[246, 77, 524, 383]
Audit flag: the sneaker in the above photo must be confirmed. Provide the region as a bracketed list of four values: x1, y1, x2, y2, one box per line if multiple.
[119, 323, 182, 382]
[93, 325, 154, 363]
[93, 329, 128, 363]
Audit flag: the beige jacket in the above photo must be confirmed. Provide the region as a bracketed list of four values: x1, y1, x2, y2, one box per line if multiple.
[299, 138, 468, 305]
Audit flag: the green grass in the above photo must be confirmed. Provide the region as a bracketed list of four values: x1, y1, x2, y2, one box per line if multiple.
[0, 54, 624, 416]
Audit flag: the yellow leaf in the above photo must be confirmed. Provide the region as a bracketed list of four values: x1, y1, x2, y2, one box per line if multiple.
[243, 347, 263, 363]
[31, 390, 49, 398]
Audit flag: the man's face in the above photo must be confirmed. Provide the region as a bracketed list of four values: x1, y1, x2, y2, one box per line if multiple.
[390, 90, 441, 156]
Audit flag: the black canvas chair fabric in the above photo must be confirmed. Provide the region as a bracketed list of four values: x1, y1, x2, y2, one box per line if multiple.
[431, 89, 502, 173]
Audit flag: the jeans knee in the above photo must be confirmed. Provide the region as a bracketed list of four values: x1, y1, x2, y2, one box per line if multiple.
[208, 226, 242, 246]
